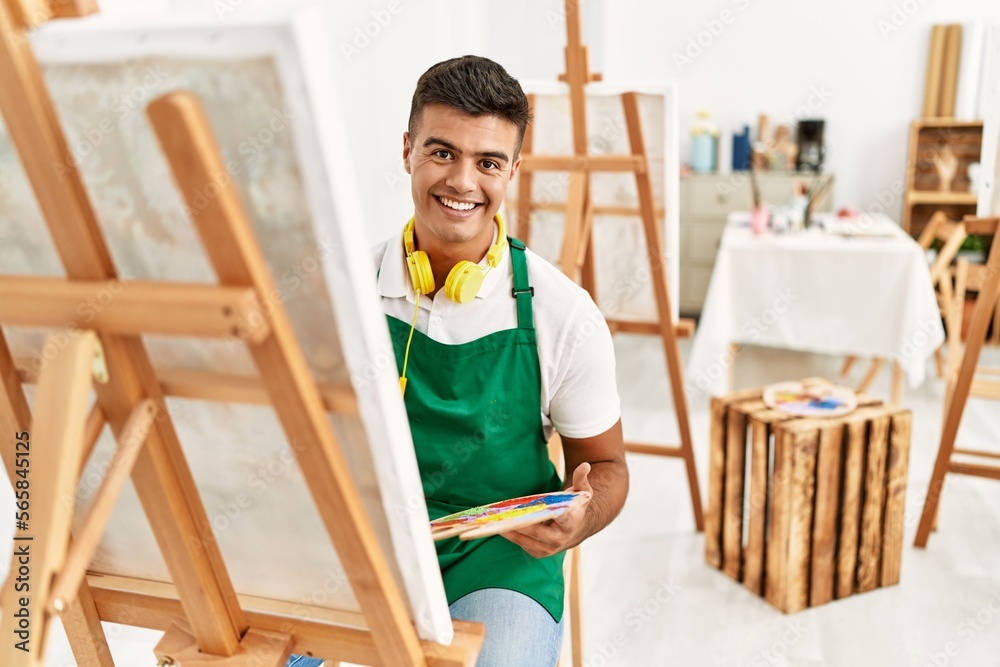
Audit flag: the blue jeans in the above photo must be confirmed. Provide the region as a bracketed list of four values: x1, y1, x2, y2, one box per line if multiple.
[450, 588, 564, 667]
[284, 589, 562, 667]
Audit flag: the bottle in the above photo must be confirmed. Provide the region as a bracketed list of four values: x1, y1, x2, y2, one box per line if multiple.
[732, 125, 751, 171]
[690, 110, 719, 174]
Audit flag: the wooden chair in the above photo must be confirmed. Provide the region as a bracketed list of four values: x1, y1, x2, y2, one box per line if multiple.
[942, 252, 1000, 412]
[922, 211, 971, 376]
[915, 217, 1000, 547]
[841, 211, 968, 395]
[958, 257, 1000, 348]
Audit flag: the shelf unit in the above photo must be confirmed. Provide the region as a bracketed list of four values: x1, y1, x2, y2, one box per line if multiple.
[908, 191, 978, 205]
[902, 119, 983, 236]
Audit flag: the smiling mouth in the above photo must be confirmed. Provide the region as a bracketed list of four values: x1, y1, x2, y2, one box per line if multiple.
[436, 195, 482, 212]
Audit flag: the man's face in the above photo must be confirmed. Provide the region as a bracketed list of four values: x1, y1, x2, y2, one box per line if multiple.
[403, 104, 521, 251]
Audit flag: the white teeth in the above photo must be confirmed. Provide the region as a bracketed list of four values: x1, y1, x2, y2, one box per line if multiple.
[439, 197, 477, 211]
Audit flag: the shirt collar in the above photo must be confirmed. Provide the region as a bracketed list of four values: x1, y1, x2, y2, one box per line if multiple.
[377, 232, 410, 299]
[477, 224, 509, 299]
[377, 226, 510, 301]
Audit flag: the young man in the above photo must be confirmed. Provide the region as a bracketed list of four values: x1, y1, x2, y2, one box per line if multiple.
[368, 56, 628, 667]
[287, 54, 625, 667]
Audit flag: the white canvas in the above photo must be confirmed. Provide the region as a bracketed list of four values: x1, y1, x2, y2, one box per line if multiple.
[978, 24, 1000, 218]
[507, 80, 681, 322]
[0, 7, 453, 644]
[955, 21, 987, 122]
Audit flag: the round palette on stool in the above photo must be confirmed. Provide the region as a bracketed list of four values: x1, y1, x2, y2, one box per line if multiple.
[762, 381, 858, 418]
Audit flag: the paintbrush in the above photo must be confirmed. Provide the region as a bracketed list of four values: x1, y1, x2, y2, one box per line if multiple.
[749, 151, 762, 208]
[804, 174, 832, 222]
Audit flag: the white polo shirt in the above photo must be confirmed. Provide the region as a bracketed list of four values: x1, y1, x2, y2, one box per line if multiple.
[374, 233, 621, 440]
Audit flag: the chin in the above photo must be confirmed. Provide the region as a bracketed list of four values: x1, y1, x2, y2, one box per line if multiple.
[438, 227, 481, 244]
[425, 206, 491, 236]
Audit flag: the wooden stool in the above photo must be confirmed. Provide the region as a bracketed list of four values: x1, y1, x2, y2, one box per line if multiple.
[704, 379, 912, 613]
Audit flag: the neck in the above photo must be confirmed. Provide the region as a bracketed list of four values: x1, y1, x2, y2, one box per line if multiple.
[426, 240, 489, 293]
[413, 221, 496, 293]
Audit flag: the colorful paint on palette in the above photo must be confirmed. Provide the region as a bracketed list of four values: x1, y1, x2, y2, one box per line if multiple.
[430, 491, 590, 541]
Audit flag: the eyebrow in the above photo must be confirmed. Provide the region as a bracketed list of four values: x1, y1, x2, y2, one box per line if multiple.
[422, 136, 509, 163]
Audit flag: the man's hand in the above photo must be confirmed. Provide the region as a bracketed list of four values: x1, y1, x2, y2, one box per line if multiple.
[500, 462, 594, 558]
[501, 419, 628, 558]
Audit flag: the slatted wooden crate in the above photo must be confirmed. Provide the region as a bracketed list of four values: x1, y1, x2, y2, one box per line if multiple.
[704, 379, 912, 613]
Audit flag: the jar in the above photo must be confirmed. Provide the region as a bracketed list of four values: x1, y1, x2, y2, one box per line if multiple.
[691, 110, 718, 174]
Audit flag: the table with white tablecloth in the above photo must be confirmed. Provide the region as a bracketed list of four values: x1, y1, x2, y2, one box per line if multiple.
[687, 213, 945, 399]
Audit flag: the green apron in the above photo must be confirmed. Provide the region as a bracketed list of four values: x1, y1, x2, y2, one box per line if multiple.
[386, 237, 566, 622]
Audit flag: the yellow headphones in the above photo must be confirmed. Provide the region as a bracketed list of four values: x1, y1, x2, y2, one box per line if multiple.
[398, 213, 508, 397]
[403, 213, 508, 303]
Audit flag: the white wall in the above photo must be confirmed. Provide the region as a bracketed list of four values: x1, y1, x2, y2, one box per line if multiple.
[89, 0, 604, 246]
[600, 0, 1000, 221]
[87, 0, 1000, 239]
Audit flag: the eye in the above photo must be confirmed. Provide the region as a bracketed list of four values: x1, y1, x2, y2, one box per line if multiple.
[433, 149, 452, 159]
[481, 160, 499, 170]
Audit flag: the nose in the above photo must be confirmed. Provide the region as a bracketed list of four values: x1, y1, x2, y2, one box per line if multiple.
[444, 158, 477, 194]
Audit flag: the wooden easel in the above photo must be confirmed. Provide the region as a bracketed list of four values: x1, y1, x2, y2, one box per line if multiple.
[0, 2, 481, 665]
[914, 217, 1000, 547]
[514, 0, 703, 530]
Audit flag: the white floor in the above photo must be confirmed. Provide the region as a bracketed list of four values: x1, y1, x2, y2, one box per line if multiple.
[578, 336, 1000, 667]
[43, 337, 1000, 667]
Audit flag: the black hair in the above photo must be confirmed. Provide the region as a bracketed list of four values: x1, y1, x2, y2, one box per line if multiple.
[408, 56, 531, 153]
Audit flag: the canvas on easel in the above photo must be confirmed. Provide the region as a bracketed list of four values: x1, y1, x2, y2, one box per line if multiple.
[975, 24, 1000, 219]
[507, 0, 702, 532]
[0, 4, 481, 666]
[505, 5, 700, 665]
[509, 81, 681, 323]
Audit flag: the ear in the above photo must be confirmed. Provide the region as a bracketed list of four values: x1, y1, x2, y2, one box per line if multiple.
[508, 154, 522, 182]
[402, 131, 412, 175]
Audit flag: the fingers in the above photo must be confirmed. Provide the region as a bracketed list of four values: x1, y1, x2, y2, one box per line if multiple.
[501, 527, 563, 559]
[506, 519, 564, 544]
[496, 467, 595, 558]
[553, 502, 587, 529]
[502, 504, 586, 557]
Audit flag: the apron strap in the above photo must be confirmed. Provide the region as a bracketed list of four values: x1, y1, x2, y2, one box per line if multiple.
[508, 237, 534, 330]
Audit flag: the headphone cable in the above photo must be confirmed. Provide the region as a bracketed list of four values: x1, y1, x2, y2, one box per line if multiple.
[399, 294, 421, 397]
